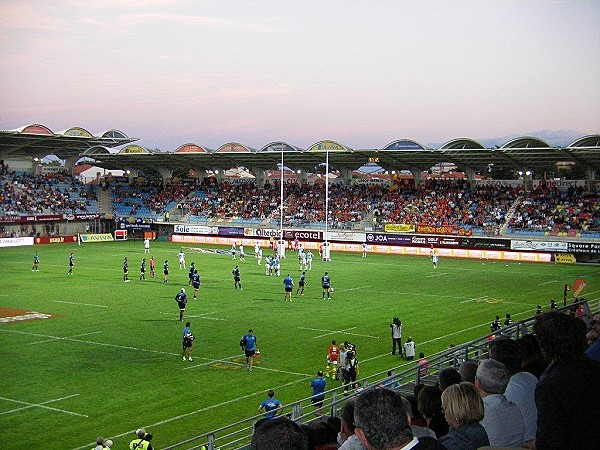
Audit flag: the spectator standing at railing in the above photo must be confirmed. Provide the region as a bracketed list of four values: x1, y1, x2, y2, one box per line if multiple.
[533, 312, 600, 450]
[310, 370, 327, 415]
[417, 352, 429, 377]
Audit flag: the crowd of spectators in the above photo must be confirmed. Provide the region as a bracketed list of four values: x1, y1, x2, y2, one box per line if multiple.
[3, 169, 598, 234]
[510, 182, 600, 233]
[0, 170, 97, 216]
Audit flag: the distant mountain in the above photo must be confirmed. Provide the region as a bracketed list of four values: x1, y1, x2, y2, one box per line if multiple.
[427, 130, 587, 149]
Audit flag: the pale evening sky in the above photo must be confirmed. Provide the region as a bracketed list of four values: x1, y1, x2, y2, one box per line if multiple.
[0, 0, 599, 151]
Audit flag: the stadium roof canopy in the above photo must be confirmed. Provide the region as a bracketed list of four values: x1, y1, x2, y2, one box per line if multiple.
[0, 124, 136, 161]
[80, 136, 600, 177]
[1, 125, 599, 177]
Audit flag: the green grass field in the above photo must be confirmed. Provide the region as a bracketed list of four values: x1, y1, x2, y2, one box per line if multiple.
[0, 240, 598, 449]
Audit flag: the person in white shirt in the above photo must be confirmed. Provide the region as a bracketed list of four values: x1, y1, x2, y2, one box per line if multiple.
[404, 337, 416, 360]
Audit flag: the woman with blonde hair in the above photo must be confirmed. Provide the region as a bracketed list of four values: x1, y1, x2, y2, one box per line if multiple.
[440, 382, 490, 450]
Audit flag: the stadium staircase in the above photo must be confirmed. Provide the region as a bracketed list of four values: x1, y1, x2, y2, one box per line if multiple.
[163, 300, 597, 450]
[98, 188, 110, 215]
[498, 197, 522, 236]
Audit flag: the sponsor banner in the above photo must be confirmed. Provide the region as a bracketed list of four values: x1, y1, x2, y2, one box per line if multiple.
[0, 236, 34, 247]
[0, 213, 103, 224]
[244, 228, 282, 238]
[511, 240, 568, 252]
[476, 179, 523, 188]
[79, 233, 114, 242]
[555, 253, 576, 264]
[72, 213, 103, 221]
[366, 233, 412, 245]
[116, 216, 152, 225]
[35, 235, 78, 245]
[568, 242, 600, 254]
[327, 231, 365, 242]
[218, 227, 244, 237]
[34, 214, 64, 222]
[283, 229, 323, 241]
[460, 238, 511, 250]
[120, 223, 151, 230]
[173, 224, 218, 235]
[410, 235, 461, 247]
[384, 223, 416, 233]
[532, 179, 585, 191]
[352, 178, 391, 186]
[416, 224, 473, 236]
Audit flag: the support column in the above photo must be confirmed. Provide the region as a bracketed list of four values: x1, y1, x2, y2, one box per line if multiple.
[156, 166, 172, 184]
[339, 167, 352, 185]
[462, 167, 476, 184]
[586, 166, 596, 191]
[296, 169, 308, 185]
[410, 168, 423, 185]
[250, 167, 266, 186]
[64, 155, 80, 175]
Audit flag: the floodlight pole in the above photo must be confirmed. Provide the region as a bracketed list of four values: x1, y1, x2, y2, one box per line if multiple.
[279, 147, 284, 247]
[324, 150, 329, 254]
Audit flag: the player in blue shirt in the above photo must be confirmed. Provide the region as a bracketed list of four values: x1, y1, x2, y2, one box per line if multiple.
[182, 321, 194, 361]
[140, 258, 146, 281]
[321, 272, 331, 299]
[67, 253, 74, 275]
[32, 251, 40, 272]
[241, 329, 257, 371]
[232, 265, 242, 289]
[163, 260, 169, 284]
[296, 271, 306, 296]
[283, 274, 294, 302]
[188, 262, 195, 286]
[176, 288, 188, 322]
[258, 390, 281, 419]
[310, 370, 327, 415]
[123, 257, 130, 282]
[192, 270, 201, 300]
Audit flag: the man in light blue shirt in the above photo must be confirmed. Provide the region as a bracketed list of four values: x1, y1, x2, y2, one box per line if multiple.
[475, 359, 525, 448]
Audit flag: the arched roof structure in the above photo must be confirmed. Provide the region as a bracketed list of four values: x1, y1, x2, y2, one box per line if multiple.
[1, 125, 599, 178]
[0, 123, 136, 161]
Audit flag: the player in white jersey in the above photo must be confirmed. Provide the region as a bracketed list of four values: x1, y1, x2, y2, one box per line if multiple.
[239, 244, 245, 261]
[178, 249, 186, 269]
[257, 247, 263, 265]
[306, 251, 313, 270]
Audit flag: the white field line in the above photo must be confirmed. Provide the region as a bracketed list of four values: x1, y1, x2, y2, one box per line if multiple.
[159, 311, 225, 321]
[336, 285, 372, 292]
[538, 280, 557, 286]
[182, 356, 312, 377]
[297, 325, 379, 339]
[425, 272, 448, 278]
[54, 300, 108, 308]
[0, 329, 180, 357]
[459, 296, 488, 304]
[29, 331, 103, 345]
[0, 394, 87, 418]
